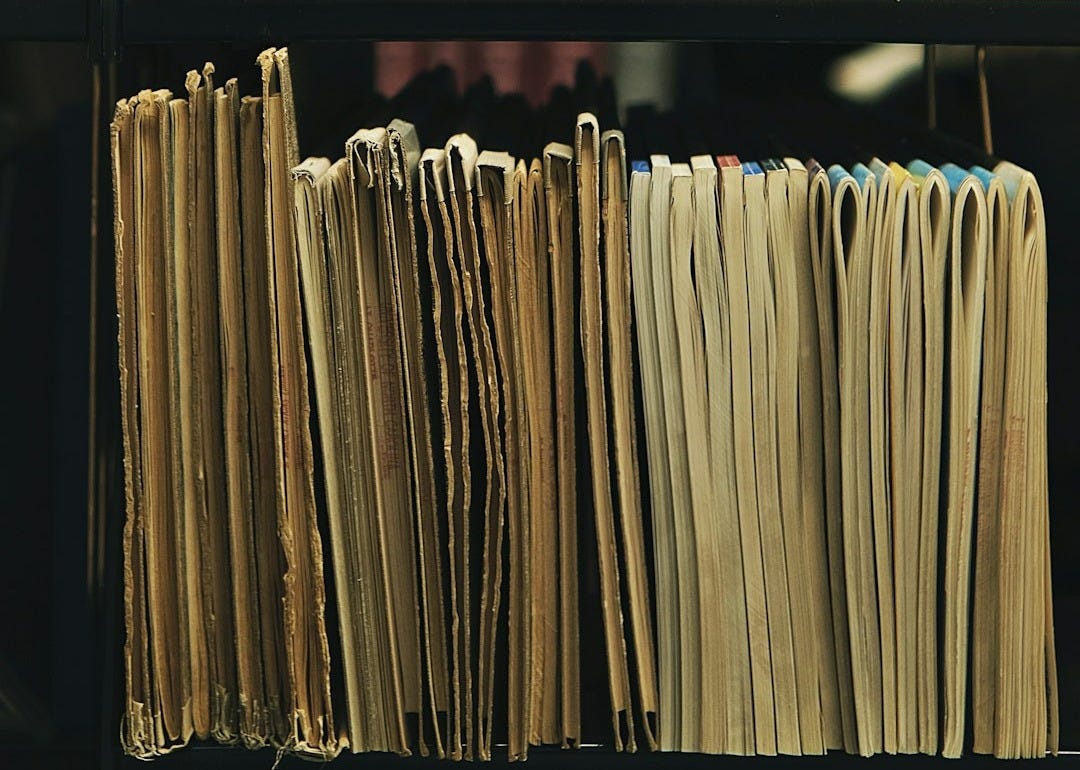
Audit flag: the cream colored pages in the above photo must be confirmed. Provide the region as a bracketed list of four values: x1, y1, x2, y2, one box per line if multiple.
[690, 154, 726, 757]
[668, 162, 706, 753]
[994, 161, 1054, 759]
[476, 150, 516, 760]
[719, 156, 773, 755]
[691, 155, 741, 756]
[830, 165, 880, 757]
[575, 116, 635, 753]
[708, 156, 754, 756]
[971, 171, 1008, 756]
[854, 165, 884, 757]
[941, 166, 988, 759]
[786, 157, 840, 753]
[646, 155, 682, 751]
[867, 159, 898, 756]
[238, 95, 289, 746]
[652, 156, 696, 752]
[389, 120, 449, 759]
[258, 47, 336, 758]
[544, 141, 580, 748]
[909, 159, 949, 756]
[214, 80, 263, 749]
[885, 163, 922, 756]
[747, 164, 798, 756]
[807, 160, 856, 754]
[420, 148, 469, 759]
[630, 161, 677, 752]
[767, 160, 822, 756]
[347, 126, 411, 756]
[606, 139, 656, 753]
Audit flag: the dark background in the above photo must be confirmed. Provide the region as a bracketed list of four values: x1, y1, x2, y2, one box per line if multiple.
[1, 35, 1077, 769]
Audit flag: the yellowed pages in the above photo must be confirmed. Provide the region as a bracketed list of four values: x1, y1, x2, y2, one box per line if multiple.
[544, 141, 580, 749]
[629, 160, 675, 754]
[185, 63, 237, 745]
[447, 134, 506, 760]
[214, 80, 264, 748]
[374, 123, 424, 751]
[520, 158, 559, 750]
[258, 47, 336, 758]
[476, 150, 516, 760]
[238, 95, 289, 746]
[575, 116, 635, 753]
[320, 158, 377, 753]
[608, 137, 657, 753]
[420, 148, 468, 759]
[388, 120, 448, 759]
[347, 126, 412, 756]
[509, 159, 533, 761]
[114, 95, 155, 758]
[165, 92, 196, 751]
[134, 89, 190, 753]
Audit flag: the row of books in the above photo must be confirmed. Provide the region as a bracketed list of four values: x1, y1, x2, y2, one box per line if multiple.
[112, 47, 1056, 761]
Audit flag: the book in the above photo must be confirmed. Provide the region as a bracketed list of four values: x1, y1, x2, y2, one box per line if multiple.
[719, 154, 775, 756]
[940, 163, 988, 759]
[830, 162, 882, 757]
[910, 158, 950, 757]
[544, 140, 581, 751]
[886, 161, 922, 756]
[606, 136, 656, 753]
[576, 113, 635, 753]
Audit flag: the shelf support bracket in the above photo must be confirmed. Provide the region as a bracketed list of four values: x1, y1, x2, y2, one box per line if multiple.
[924, 44, 937, 131]
[976, 45, 994, 156]
[89, 0, 121, 63]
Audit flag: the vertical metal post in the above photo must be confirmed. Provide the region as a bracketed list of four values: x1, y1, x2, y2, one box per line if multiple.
[925, 44, 938, 130]
[976, 45, 994, 156]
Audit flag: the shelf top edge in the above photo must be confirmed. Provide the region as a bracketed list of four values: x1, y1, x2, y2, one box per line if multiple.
[7, 0, 1080, 46]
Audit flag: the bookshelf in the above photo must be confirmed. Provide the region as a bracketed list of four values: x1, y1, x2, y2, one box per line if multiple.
[116, 0, 1080, 45]
[1, 2, 1076, 769]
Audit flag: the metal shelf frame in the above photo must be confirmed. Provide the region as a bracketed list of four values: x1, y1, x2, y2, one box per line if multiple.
[6, 0, 1080, 54]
